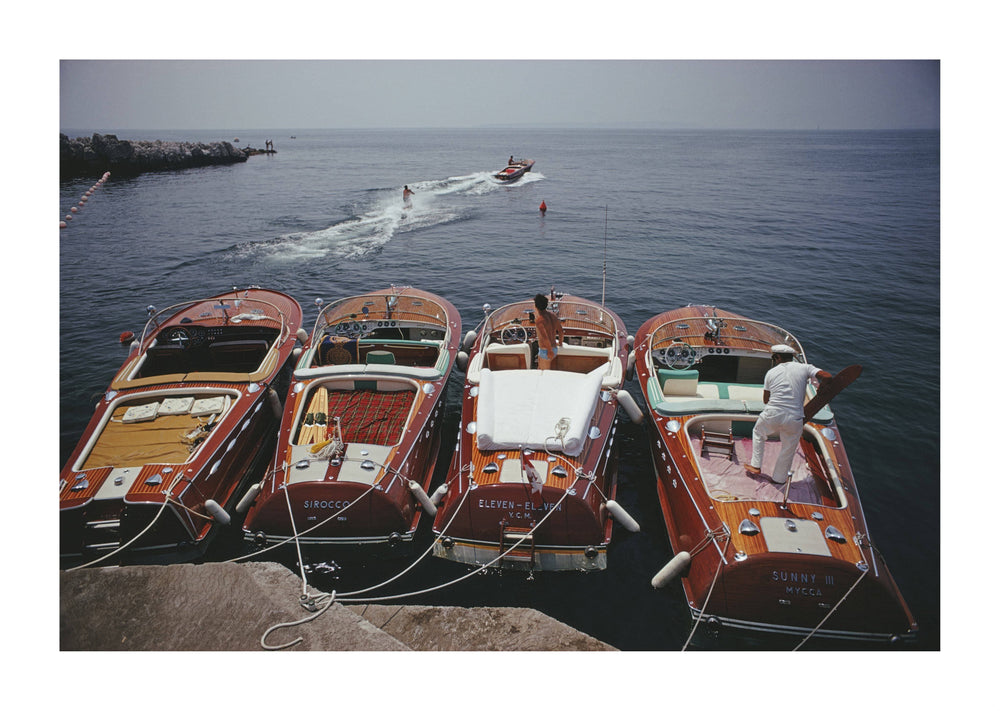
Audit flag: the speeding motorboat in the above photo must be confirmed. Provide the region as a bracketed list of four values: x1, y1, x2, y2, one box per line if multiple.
[495, 158, 535, 182]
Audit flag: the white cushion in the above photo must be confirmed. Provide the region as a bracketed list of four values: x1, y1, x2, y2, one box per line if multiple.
[476, 365, 605, 457]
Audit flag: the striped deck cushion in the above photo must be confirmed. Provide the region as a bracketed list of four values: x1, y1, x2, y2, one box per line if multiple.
[326, 389, 415, 446]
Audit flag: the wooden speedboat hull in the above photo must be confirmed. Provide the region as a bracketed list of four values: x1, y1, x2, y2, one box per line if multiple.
[495, 159, 534, 182]
[240, 287, 461, 553]
[60, 288, 304, 564]
[635, 305, 917, 645]
[431, 292, 638, 572]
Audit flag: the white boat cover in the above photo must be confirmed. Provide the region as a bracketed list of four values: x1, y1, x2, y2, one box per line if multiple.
[476, 365, 607, 457]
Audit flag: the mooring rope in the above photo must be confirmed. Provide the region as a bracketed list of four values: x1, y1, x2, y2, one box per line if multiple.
[680, 527, 731, 651]
[342, 478, 580, 604]
[793, 566, 869, 651]
[65, 473, 185, 571]
[337, 480, 474, 600]
[65, 497, 172, 571]
[682, 554, 726, 651]
[260, 588, 338, 650]
[222, 462, 379, 564]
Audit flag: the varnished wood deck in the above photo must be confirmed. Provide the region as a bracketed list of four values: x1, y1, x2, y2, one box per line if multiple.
[646, 305, 800, 355]
[320, 289, 449, 328]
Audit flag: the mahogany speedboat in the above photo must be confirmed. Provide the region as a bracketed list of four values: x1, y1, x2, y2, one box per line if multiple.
[634, 305, 917, 646]
[240, 286, 461, 555]
[60, 287, 304, 565]
[495, 158, 535, 182]
[431, 291, 642, 572]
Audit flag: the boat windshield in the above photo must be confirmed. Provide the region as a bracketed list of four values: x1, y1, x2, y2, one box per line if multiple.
[648, 315, 803, 359]
[485, 297, 619, 345]
[314, 292, 449, 341]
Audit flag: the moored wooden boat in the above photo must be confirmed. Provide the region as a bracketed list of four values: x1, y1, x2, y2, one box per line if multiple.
[240, 286, 461, 554]
[431, 291, 641, 572]
[634, 305, 918, 646]
[60, 287, 304, 565]
[495, 158, 534, 182]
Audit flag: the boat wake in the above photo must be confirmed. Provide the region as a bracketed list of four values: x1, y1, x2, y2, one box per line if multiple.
[249, 171, 543, 262]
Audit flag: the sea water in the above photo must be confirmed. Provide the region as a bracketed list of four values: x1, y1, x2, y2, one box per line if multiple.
[59, 128, 940, 650]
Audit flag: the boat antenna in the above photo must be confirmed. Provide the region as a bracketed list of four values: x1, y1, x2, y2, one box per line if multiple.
[601, 205, 608, 307]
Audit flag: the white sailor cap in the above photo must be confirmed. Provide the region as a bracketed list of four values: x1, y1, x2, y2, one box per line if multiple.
[771, 344, 796, 355]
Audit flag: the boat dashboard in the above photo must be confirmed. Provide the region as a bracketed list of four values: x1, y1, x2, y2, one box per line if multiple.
[652, 346, 773, 387]
[135, 324, 280, 378]
[325, 317, 446, 342]
[305, 319, 448, 369]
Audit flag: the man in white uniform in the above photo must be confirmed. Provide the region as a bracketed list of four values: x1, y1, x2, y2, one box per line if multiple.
[745, 344, 832, 484]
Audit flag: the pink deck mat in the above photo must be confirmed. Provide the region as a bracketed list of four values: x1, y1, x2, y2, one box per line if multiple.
[693, 434, 830, 505]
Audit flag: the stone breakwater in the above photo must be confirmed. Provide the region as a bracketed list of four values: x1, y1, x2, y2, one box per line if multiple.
[60, 133, 249, 179]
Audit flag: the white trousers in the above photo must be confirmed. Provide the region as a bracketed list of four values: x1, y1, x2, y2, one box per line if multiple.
[751, 408, 803, 484]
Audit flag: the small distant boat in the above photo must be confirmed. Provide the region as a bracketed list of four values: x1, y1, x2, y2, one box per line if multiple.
[240, 286, 461, 554]
[634, 305, 918, 646]
[431, 291, 642, 572]
[60, 287, 304, 565]
[495, 158, 535, 182]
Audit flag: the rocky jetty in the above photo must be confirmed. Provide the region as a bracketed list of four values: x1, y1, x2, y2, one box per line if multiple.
[60, 133, 250, 180]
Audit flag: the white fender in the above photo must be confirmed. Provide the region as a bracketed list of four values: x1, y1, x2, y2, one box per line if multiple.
[652, 551, 692, 589]
[456, 351, 469, 372]
[430, 483, 449, 506]
[205, 499, 231, 525]
[615, 389, 644, 424]
[267, 388, 283, 418]
[606, 499, 640, 532]
[626, 350, 636, 381]
[409, 480, 438, 516]
[235, 482, 262, 513]
[462, 330, 478, 352]
[296, 328, 309, 344]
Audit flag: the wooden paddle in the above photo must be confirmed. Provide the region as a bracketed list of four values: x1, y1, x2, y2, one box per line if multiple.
[803, 364, 863, 421]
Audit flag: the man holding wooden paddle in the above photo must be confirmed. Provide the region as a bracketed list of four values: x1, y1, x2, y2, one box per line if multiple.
[745, 344, 832, 484]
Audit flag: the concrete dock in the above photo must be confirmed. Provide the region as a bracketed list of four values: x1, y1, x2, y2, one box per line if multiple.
[59, 561, 615, 651]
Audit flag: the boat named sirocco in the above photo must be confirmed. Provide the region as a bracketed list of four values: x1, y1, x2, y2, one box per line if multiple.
[240, 286, 461, 555]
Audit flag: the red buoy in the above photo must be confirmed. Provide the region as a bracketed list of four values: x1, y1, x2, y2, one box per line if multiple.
[539, 200, 547, 214]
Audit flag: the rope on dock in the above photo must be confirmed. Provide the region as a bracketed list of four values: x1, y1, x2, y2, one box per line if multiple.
[258, 469, 584, 649]
[260, 589, 338, 651]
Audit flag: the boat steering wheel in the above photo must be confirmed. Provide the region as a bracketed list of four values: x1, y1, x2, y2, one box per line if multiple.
[664, 342, 697, 370]
[500, 321, 528, 344]
[164, 326, 191, 348]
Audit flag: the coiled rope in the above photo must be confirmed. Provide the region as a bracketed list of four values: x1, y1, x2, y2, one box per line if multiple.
[259, 471, 583, 649]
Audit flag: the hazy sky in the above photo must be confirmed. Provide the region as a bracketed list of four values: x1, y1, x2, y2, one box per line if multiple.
[60, 60, 939, 132]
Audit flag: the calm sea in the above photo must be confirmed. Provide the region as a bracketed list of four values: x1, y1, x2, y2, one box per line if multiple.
[59, 128, 940, 650]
